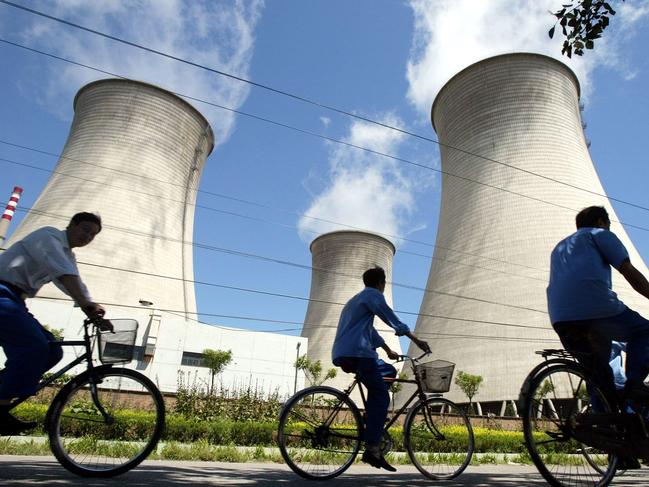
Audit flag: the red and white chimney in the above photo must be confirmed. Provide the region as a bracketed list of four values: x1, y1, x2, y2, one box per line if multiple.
[0, 186, 23, 246]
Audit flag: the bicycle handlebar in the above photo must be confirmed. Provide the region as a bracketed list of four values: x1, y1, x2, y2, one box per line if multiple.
[393, 351, 431, 364]
[83, 315, 114, 332]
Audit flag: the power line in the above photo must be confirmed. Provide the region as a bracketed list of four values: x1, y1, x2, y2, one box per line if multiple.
[3, 39, 649, 239]
[34, 294, 556, 344]
[0, 144, 555, 279]
[1, 151, 554, 279]
[3, 155, 643, 299]
[12, 204, 553, 315]
[3, 40, 649, 240]
[2, 3, 649, 214]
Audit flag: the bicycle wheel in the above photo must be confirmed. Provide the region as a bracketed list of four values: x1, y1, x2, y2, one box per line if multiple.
[46, 366, 165, 477]
[522, 363, 618, 487]
[278, 386, 362, 480]
[404, 397, 474, 480]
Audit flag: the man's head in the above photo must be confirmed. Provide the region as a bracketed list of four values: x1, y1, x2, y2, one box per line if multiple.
[67, 212, 102, 248]
[575, 206, 610, 230]
[363, 266, 386, 293]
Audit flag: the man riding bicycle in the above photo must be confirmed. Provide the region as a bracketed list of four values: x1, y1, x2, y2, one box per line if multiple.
[332, 266, 430, 472]
[547, 206, 649, 414]
[0, 212, 105, 435]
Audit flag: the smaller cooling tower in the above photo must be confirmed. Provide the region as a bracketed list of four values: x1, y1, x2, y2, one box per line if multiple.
[301, 231, 403, 391]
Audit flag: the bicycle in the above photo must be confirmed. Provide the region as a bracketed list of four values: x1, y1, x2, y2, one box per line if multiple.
[519, 348, 648, 487]
[4, 316, 165, 477]
[277, 353, 474, 481]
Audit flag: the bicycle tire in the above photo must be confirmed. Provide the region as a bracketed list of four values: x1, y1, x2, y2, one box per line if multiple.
[404, 396, 474, 480]
[46, 366, 165, 477]
[521, 363, 618, 487]
[277, 386, 362, 480]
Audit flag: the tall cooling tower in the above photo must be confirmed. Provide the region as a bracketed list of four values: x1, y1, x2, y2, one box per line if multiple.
[8, 79, 214, 317]
[410, 53, 649, 404]
[302, 231, 403, 391]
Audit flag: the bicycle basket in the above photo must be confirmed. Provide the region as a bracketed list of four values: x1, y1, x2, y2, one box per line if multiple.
[415, 359, 455, 393]
[98, 319, 138, 364]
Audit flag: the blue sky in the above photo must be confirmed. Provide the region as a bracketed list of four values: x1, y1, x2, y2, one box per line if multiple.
[1, 0, 649, 351]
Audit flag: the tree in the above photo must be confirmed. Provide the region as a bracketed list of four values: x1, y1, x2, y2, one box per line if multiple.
[454, 370, 483, 414]
[294, 354, 337, 386]
[202, 348, 233, 394]
[549, 1, 625, 58]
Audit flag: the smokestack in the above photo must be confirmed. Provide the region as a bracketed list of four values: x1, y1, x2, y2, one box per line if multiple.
[409, 53, 649, 403]
[6, 79, 214, 317]
[0, 186, 23, 246]
[301, 230, 403, 393]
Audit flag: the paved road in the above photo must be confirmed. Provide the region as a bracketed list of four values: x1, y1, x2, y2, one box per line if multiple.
[1, 456, 648, 486]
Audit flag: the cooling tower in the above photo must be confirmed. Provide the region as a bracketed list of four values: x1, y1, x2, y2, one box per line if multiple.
[301, 231, 404, 391]
[7, 79, 214, 317]
[410, 53, 649, 403]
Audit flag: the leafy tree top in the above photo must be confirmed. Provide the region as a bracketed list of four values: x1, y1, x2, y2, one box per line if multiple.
[549, 1, 624, 57]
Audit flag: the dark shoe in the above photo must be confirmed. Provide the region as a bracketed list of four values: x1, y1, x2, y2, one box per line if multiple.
[362, 450, 396, 472]
[0, 412, 37, 436]
[618, 456, 641, 470]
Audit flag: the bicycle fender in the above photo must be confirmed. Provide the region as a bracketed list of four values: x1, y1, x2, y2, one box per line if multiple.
[518, 358, 578, 403]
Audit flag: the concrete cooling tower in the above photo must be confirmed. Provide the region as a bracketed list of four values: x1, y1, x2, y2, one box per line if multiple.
[409, 53, 649, 405]
[301, 231, 404, 392]
[7, 79, 214, 318]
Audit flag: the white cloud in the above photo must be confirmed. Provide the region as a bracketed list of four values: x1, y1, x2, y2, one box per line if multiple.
[319, 116, 331, 127]
[16, 0, 264, 146]
[406, 0, 648, 116]
[298, 114, 424, 245]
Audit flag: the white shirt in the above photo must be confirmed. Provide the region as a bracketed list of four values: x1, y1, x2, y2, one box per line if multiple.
[0, 226, 91, 300]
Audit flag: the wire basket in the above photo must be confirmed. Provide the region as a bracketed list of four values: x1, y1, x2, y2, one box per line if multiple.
[415, 359, 455, 393]
[98, 319, 138, 364]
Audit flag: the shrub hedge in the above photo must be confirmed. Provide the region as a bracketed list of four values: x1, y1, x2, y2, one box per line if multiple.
[14, 403, 547, 453]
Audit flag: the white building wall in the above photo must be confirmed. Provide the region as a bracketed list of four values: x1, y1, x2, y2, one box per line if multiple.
[4, 299, 306, 399]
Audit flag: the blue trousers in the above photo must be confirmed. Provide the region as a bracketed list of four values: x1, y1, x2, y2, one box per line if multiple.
[554, 308, 649, 407]
[336, 357, 397, 446]
[0, 286, 63, 400]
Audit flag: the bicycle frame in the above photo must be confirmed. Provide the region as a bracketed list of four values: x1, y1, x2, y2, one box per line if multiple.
[319, 354, 445, 438]
[8, 319, 107, 412]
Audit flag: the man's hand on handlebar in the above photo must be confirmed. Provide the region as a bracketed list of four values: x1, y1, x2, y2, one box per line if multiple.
[81, 302, 105, 319]
[386, 349, 400, 361]
[416, 339, 431, 354]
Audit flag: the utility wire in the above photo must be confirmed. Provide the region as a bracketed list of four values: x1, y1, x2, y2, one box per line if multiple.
[35, 294, 555, 344]
[0, 152, 554, 277]
[1, 4, 649, 214]
[12, 204, 553, 314]
[3, 38, 649, 239]
[3, 155, 643, 299]
[3, 39, 649, 239]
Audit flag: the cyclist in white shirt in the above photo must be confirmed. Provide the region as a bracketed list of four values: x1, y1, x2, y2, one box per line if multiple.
[0, 212, 105, 435]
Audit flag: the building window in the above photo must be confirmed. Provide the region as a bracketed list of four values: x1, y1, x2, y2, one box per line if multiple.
[181, 351, 207, 367]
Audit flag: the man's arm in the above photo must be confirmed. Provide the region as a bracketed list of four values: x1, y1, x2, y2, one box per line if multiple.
[618, 260, 649, 300]
[58, 274, 105, 317]
[404, 331, 430, 354]
[379, 342, 400, 361]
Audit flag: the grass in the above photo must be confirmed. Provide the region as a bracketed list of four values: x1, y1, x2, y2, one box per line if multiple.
[0, 436, 610, 467]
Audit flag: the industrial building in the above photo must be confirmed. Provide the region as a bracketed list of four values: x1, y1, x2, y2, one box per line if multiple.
[301, 230, 403, 394]
[3, 79, 304, 396]
[406, 53, 649, 409]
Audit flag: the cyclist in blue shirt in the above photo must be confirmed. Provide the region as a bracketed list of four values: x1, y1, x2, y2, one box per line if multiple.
[547, 206, 649, 410]
[332, 266, 430, 472]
